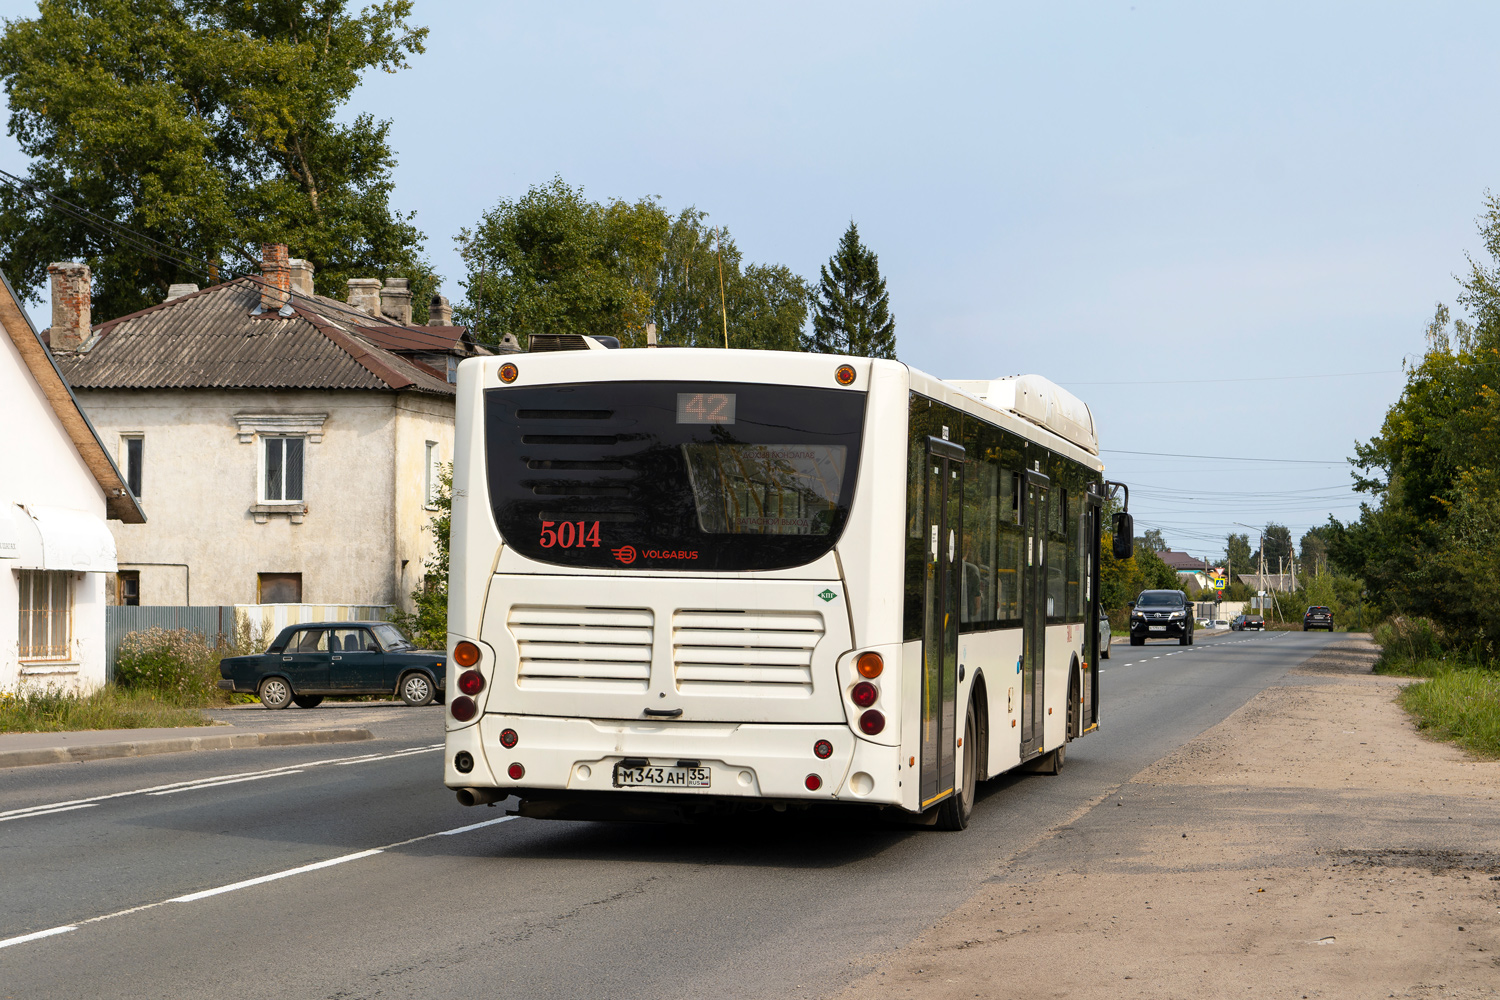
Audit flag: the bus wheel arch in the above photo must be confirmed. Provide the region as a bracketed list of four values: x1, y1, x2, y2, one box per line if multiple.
[1066, 657, 1082, 741]
[969, 671, 991, 782]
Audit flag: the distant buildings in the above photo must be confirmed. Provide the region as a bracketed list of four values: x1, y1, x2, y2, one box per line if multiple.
[1, 270, 145, 691]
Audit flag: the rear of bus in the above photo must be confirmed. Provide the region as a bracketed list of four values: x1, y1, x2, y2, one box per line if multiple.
[443, 348, 913, 820]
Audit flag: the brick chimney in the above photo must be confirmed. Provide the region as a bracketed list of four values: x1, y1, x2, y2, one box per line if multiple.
[47, 262, 91, 351]
[428, 293, 453, 326]
[347, 278, 381, 316]
[379, 278, 412, 326]
[259, 243, 291, 313]
[288, 258, 315, 298]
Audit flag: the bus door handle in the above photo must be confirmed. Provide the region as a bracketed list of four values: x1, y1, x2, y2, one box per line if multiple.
[644, 708, 683, 718]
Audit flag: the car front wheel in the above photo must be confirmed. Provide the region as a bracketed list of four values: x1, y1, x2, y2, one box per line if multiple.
[258, 677, 293, 710]
[399, 672, 435, 707]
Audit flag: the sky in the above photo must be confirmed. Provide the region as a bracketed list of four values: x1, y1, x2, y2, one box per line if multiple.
[4, 1, 1499, 565]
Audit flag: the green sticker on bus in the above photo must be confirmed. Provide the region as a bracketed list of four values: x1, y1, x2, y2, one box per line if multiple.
[818, 589, 837, 602]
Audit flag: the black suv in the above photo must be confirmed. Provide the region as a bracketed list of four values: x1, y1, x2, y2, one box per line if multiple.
[1303, 606, 1334, 631]
[1129, 590, 1195, 646]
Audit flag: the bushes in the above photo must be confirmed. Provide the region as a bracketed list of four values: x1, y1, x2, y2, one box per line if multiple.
[1398, 668, 1500, 759]
[114, 626, 227, 704]
[1373, 616, 1447, 666]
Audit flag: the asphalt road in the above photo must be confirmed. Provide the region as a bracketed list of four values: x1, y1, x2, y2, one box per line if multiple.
[0, 628, 1341, 1000]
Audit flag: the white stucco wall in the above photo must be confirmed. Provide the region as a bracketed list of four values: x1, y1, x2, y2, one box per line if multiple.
[1, 330, 111, 692]
[393, 394, 455, 604]
[73, 388, 453, 610]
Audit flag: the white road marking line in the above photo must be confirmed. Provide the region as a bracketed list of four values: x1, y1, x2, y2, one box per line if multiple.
[0, 744, 444, 821]
[0, 803, 98, 823]
[332, 747, 438, 766]
[169, 849, 384, 902]
[0, 814, 520, 951]
[0, 925, 76, 950]
[148, 770, 305, 796]
[438, 816, 516, 836]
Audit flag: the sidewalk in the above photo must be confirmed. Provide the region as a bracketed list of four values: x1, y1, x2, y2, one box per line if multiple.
[834, 636, 1500, 999]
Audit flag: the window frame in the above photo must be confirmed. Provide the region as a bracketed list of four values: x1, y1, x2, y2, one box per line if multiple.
[259, 435, 306, 504]
[120, 434, 144, 499]
[424, 440, 441, 509]
[17, 569, 74, 662]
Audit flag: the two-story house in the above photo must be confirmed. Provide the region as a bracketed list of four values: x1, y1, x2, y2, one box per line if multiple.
[52, 245, 492, 614]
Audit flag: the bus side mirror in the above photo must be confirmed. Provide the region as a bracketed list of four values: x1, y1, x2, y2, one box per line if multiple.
[1112, 512, 1133, 559]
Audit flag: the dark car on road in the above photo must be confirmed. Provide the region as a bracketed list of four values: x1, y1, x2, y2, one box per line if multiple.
[1230, 614, 1265, 631]
[1129, 590, 1195, 646]
[219, 622, 446, 709]
[1303, 606, 1334, 631]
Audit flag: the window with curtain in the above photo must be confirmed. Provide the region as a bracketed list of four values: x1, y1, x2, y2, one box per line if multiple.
[18, 570, 72, 660]
[263, 436, 305, 502]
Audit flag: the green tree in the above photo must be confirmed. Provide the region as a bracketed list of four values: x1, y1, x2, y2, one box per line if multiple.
[1136, 527, 1165, 553]
[806, 221, 896, 359]
[1329, 191, 1500, 658]
[1225, 532, 1252, 574]
[456, 179, 808, 351]
[0, 0, 434, 319]
[1299, 527, 1330, 575]
[390, 465, 450, 651]
[1252, 523, 1293, 571]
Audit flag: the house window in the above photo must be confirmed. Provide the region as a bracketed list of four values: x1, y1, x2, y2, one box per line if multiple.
[425, 440, 441, 507]
[122, 435, 143, 498]
[117, 570, 140, 606]
[258, 572, 303, 604]
[18, 570, 73, 660]
[263, 437, 304, 503]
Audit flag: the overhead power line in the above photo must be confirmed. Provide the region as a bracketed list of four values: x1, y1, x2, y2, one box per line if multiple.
[1101, 448, 1346, 465]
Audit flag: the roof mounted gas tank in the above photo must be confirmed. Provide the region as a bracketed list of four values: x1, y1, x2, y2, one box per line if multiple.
[948, 374, 1098, 455]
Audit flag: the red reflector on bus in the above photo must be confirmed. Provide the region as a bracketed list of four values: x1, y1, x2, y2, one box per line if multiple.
[858, 710, 885, 735]
[851, 681, 878, 708]
[813, 739, 833, 759]
[457, 669, 485, 696]
[508, 762, 525, 780]
[805, 773, 822, 791]
[450, 696, 477, 722]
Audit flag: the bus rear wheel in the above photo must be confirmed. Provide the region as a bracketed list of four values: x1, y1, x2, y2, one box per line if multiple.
[937, 700, 978, 831]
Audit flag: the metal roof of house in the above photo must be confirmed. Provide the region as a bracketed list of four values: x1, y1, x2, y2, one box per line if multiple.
[1159, 549, 1209, 571]
[56, 278, 454, 396]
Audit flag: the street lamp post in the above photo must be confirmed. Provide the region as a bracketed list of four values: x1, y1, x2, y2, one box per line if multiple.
[1234, 522, 1265, 615]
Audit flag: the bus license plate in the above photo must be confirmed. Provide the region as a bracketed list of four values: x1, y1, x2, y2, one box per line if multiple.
[613, 764, 711, 788]
[1148, 625, 1166, 631]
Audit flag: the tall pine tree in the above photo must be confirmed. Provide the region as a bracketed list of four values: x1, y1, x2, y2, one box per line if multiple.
[805, 222, 896, 358]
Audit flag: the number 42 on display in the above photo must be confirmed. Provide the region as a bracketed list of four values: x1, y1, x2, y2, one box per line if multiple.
[540, 521, 601, 548]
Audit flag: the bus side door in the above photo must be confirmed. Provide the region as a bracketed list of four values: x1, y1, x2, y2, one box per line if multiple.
[920, 435, 964, 809]
[1021, 471, 1049, 756]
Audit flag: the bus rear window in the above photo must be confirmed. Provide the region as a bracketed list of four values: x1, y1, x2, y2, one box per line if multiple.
[485, 381, 866, 571]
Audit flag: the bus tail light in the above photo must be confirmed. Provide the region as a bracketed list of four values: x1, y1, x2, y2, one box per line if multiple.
[500, 728, 519, 749]
[508, 762, 525, 780]
[851, 681, 878, 708]
[805, 774, 822, 791]
[813, 739, 833, 759]
[453, 641, 481, 668]
[457, 669, 485, 696]
[856, 652, 884, 678]
[858, 710, 885, 735]
[450, 696, 477, 722]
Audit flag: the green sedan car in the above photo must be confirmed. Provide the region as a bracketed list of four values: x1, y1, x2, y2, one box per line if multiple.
[219, 621, 447, 709]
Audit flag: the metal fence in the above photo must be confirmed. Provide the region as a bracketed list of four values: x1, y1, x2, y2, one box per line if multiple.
[103, 605, 236, 683]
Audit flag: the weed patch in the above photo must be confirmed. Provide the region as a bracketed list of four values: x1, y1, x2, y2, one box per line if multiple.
[0, 686, 211, 734]
[1398, 668, 1500, 759]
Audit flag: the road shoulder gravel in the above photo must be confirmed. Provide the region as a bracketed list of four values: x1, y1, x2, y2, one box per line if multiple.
[832, 635, 1500, 999]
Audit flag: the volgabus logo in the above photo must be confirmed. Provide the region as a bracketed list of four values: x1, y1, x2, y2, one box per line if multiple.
[611, 545, 637, 565]
[612, 545, 699, 564]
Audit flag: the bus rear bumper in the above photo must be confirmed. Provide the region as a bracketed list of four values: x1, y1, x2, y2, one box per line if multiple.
[444, 713, 904, 809]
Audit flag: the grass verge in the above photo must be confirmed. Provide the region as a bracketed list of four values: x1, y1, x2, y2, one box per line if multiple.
[1396, 668, 1500, 759]
[0, 686, 212, 734]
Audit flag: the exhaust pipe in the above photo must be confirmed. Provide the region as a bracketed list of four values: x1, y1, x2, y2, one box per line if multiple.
[455, 787, 507, 808]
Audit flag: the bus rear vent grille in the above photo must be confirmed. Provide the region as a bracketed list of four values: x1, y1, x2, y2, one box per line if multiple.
[671, 610, 824, 698]
[508, 606, 654, 693]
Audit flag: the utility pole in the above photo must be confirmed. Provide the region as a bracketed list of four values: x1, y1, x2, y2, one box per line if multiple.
[1235, 522, 1264, 615]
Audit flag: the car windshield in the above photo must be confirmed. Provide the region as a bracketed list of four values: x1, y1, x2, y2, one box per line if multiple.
[1136, 592, 1184, 607]
[372, 624, 412, 650]
[1308, 607, 1329, 613]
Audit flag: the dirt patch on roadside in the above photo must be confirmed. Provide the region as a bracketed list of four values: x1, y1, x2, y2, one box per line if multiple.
[832, 636, 1500, 1000]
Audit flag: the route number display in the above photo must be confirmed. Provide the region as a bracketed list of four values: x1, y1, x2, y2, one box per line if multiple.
[676, 392, 736, 424]
[539, 520, 602, 548]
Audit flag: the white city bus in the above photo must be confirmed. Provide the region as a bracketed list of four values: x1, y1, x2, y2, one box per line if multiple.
[444, 345, 1116, 829]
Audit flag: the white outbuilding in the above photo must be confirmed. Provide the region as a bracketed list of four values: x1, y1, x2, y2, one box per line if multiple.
[1, 267, 145, 693]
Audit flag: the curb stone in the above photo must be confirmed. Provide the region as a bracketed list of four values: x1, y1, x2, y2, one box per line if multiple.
[0, 727, 375, 769]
